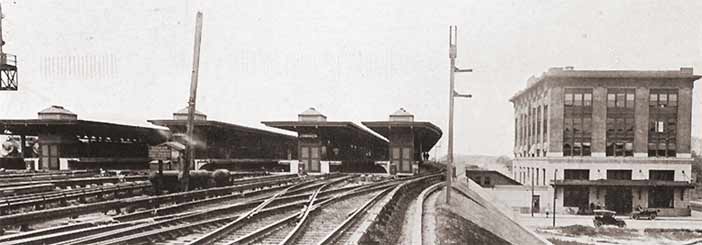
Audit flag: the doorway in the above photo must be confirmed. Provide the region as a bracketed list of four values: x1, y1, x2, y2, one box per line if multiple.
[300, 145, 320, 172]
[391, 146, 412, 173]
[605, 187, 633, 214]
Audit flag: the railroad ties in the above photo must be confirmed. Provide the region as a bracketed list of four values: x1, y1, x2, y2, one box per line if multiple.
[0, 169, 445, 245]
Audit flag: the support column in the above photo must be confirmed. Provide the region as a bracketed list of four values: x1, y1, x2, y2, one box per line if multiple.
[548, 87, 563, 156]
[634, 87, 650, 157]
[677, 86, 693, 158]
[591, 87, 607, 157]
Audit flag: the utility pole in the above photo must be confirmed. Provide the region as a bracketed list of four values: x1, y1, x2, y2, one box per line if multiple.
[446, 26, 472, 204]
[0, 2, 4, 54]
[182, 12, 203, 192]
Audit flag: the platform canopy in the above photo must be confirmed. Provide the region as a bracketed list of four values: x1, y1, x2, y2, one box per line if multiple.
[148, 119, 296, 140]
[261, 120, 388, 147]
[361, 121, 442, 151]
[552, 179, 695, 188]
[0, 119, 168, 144]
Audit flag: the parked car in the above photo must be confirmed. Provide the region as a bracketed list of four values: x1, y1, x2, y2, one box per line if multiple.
[593, 209, 626, 228]
[632, 208, 659, 220]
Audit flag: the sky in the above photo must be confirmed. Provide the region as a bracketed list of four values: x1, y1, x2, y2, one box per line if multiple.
[0, 0, 701, 157]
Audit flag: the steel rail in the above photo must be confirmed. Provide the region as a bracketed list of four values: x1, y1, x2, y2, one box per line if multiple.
[0, 175, 303, 227]
[414, 182, 444, 245]
[316, 186, 393, 245]
[228, 181, 392, 245]
[186, 181, 304, 245]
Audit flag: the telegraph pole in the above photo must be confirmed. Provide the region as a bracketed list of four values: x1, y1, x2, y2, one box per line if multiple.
[0, 2, 4, 54]
[182, 12, 203, 192]
[446, 26, 472, 204]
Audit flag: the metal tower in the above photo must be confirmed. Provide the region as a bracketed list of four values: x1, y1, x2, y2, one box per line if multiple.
[0, 3, 17, 91]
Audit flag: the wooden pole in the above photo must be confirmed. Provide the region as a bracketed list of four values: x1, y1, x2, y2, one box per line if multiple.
[182, 12, 203, 192]
[0, 2, 4, 54]
[446, 26, 457, 204]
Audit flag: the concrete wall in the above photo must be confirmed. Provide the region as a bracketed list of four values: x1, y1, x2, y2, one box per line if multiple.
[488, 185, 553, 214]
[677, 86, 693, 156]
[591, 87, 607, 156]
[548, 86, 564, 155]
[634, 87, 650, 156]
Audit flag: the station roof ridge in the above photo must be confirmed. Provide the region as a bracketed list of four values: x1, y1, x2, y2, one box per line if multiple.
[174, 107, 206, 116]
[38, 105, 76, 115]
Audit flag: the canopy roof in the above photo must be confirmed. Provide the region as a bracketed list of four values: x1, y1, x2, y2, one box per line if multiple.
[0, 119, 167, 143]
[261, 121, 388, 146]
[148, 119, 296, 141]
[361, 121, 442, 151]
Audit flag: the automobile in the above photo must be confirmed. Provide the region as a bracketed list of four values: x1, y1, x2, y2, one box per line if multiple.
[632, 208, 659, 220]
[593, 209, 626, 228]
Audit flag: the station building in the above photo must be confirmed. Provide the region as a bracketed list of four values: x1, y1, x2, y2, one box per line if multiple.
[262, 108, 389, 174]
[149, 108, 298, 171]
[362, 108, 442, 176]
[510, 67, 699, 216]
[0, 105, 168, 170]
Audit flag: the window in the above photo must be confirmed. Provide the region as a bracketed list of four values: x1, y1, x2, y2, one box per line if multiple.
[649, 170, 674, 181]
[564, 169, 589, 180]
[484, 176, 491, 186]
[606, 89, 635, 157]
[607, 170, 632, 180]
[563, 88, 593, 156]
[649, 89, 678, 157]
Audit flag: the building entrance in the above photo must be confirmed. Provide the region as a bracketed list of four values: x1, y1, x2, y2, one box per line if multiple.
[299, 145, 320, 172]
[605, 187, 633, 214]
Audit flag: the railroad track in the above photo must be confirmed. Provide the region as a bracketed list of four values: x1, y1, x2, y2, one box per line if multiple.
[0, 173, 415, 245]
[0, 174, 312, 243]
[0, 175, 350, 245]
[111, 174, 336, 222]
[69, 177, 346, 245]
[0, 181, 150, 214]
[279, 184, 393, 245]
[415, 182, 444, 245]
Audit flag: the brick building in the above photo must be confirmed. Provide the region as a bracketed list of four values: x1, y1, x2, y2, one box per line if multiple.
[510, 67, 699, 216]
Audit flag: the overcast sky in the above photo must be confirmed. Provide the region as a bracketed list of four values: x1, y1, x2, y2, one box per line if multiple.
[0, 0, 701, 157]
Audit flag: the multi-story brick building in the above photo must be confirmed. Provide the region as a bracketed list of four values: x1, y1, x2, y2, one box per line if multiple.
[510, 67, 699, 216]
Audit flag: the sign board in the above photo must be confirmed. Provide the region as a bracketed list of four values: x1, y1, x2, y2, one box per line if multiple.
[299, 133, 318, 139]
[148, 146, 171, 160]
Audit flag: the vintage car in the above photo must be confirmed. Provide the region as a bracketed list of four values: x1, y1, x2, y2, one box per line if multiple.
[593, 209, 626, 228]
[632, 208, 659, 220]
